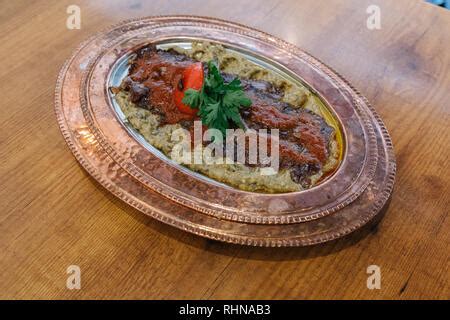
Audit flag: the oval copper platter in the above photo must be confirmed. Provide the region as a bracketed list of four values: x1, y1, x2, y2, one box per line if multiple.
[55, 16, 396, 246]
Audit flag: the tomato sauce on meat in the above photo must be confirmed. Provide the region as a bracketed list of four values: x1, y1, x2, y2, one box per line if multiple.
[125, 46, 198, 124]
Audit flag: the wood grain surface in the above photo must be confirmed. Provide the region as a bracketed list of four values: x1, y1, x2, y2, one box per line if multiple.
[0, 0, 448, 300]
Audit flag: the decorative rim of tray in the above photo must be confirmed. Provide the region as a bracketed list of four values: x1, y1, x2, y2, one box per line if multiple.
[55, 15, 396, 246]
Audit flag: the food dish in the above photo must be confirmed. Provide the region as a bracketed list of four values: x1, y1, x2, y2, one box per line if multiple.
[112, 42, 343, 193]
[55, 16, 395, 246]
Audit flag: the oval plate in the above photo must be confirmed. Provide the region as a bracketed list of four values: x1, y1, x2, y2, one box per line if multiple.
[55, 16, 396, 246]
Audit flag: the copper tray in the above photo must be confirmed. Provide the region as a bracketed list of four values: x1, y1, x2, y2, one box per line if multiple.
[55, 16, 396, 246]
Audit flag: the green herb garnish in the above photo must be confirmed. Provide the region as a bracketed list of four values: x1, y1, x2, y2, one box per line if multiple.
[182, 60, 252, 135]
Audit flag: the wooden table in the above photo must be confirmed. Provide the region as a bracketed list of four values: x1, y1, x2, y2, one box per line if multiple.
[0, 0, 448, 300]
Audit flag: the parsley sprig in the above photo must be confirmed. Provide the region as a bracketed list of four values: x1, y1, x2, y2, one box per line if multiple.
[182, 60, 252, 134]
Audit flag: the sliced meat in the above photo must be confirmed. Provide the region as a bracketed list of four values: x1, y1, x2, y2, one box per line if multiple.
[124, 45, 200, 124]
[240, 84, 334, 181]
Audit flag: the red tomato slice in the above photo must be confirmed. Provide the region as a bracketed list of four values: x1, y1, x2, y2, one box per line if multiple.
[174, 62, 204, 115]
